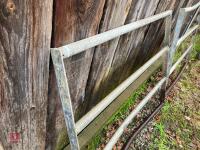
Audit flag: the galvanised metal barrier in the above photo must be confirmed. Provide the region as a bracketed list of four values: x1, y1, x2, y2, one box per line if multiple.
[123, 3, 200, 148]
[51, 2, 199, 150]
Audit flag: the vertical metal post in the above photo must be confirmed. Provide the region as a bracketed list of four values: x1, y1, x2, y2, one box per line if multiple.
[184, 7, 200, 34]
[160, 15, 172, 100]
[51, 49, 80, 150]
[170, 9, 187, 68]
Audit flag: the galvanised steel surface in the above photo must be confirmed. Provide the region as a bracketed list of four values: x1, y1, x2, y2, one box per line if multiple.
[169, 2, 200, 75]
[170, 45, 193, 75]
[104, 78, 166, 150]
[123, 3, 200, 149]
[104, 15, 173, 149]
[51, 49, 79, 150]
[123, 7, 200, 147]
[58, 11, 172, 58]
[184, 2, 200, 12]
[50, 2, 200, 149]
[51, 10, 172, 150]
[184, 7, 200, 33]
[75, 47, 169, 134]
[177, 25, 199, 47]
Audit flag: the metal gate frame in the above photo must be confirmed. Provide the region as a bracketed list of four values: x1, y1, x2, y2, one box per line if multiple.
[51, 2, 200, 150]
[124, 2, 200, 149]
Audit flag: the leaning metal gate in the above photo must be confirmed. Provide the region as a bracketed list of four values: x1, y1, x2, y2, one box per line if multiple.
[51, 2, 200, 150]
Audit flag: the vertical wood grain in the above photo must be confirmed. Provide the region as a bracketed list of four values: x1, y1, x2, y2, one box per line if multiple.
[46, 0, 198, 149]
[0, 0, 53, 149]
[46, 0, 105, 149]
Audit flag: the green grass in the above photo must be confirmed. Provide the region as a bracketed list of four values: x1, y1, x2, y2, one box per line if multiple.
[149, 91, 195, 149]
[88, 33, 200, 149]
[88, 82, 149, 149]
[193, 34, 200, 53]
[149, 33, 200, 149]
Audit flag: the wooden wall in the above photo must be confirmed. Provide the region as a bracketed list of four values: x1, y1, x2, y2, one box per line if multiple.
[46, 0, 198, 149]
[0, 0, 198, 149]
[0, 0, 53, 149]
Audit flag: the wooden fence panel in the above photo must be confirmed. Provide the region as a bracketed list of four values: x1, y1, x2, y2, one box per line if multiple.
[47, 0, 198, 149]
[0, 0, 53, 149]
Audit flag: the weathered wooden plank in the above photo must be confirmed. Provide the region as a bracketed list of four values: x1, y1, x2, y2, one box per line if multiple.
[134, 0, 196, 68]
[0, 0, 53, 149]
[85, 0, 198, 112]
[46, 0, 105, 149]
[65, 57, 162, 150]
[85, 0, 160, 110]
[110, 0, 161, 83]
[84, 0, 133, 113]
[46, 0, 198, 149]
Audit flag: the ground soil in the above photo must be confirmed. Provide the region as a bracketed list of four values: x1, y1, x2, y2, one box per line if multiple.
[130, 60, 200, 150]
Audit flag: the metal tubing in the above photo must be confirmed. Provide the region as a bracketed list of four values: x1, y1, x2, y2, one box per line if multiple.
[184, 7, 200, 33]
[123, 60, 188, 150]
[75, 47, 168, 134]
[183, 2, 200, 12]
[170, 2, 200, 69]
[50, 3, 200, 149]
[169, 45, 192, 75]
[123, 102, 164, 150]
[177, 25, 199, 47]
[58, 11, 172, 58]
[170, 9, 187, 63]
[51, 49, 80, 150]
[104, 78, 166, 150]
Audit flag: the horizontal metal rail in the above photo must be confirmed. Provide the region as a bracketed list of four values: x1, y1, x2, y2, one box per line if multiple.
[184, 7, 200, 33]
[51, 10, 172, 150]
[75, 47, 168, 134]
[122, 3, 199, 149]
[183, 2, 200, 12]
[170, 45, 193, 75]
[51, 2, 200, 149]
[57, 11, 172, 58]
[170, 2, 200, 67]
[124, 60, 188, 150]
[103, 3, 199, 150]
[176, 25, 199, 47]
[104, 78, 166, 150]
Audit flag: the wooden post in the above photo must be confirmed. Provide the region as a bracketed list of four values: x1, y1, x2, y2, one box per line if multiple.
[0, 0, 53, 149]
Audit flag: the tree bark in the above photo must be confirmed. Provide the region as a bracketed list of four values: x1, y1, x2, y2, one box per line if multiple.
[0, 0, 53, 149]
